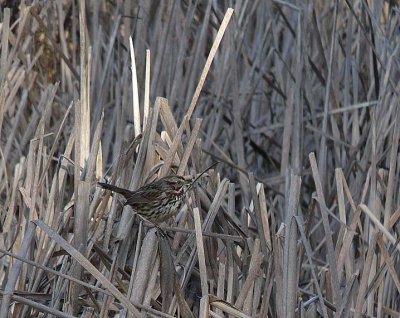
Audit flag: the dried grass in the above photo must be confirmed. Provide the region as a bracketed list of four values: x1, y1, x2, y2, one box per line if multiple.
[1, 1, 400, 317]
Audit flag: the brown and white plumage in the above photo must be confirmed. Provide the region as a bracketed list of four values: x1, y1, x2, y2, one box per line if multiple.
[98, 175, 191, 223]
[98, 163, 218, 223]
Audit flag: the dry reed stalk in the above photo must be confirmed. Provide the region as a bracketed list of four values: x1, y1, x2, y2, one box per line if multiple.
[193, 208, 208, 297]
[129, 37, 141, 139]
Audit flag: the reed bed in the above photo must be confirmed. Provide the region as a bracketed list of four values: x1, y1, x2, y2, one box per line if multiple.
[1, 1, 400, 317]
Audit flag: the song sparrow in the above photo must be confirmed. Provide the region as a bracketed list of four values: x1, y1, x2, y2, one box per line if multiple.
[98, 163, 217, 223]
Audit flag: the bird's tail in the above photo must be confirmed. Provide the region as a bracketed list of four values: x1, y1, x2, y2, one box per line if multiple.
[97, 182, 133, 198]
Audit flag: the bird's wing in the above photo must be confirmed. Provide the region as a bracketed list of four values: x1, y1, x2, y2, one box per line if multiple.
[127, 186, 165, 204]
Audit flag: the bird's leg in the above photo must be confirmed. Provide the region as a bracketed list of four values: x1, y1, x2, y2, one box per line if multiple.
[137, 214, 168, 237]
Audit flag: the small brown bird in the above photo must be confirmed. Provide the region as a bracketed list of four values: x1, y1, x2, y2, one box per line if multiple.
[98, 163, 218, 223]
[98, 175, 190, 223]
